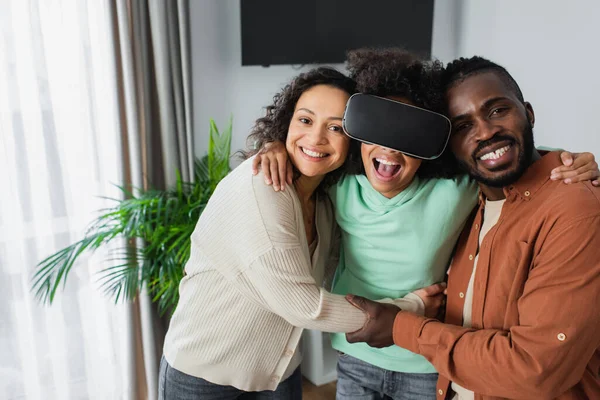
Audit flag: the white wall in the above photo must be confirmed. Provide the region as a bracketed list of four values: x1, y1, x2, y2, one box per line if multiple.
[189, 0, 459, 160]
[191, 1, 599, 161]
[455, 0, 600, 155]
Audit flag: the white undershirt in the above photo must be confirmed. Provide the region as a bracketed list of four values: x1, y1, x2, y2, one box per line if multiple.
[452, 199, 505, 400]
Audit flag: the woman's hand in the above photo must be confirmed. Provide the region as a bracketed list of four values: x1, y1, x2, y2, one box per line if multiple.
[551, 151, 600, 186]
[412, 282, 446, 318]
[251, 141, 292, 191]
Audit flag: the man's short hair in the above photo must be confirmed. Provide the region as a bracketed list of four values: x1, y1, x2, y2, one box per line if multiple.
[443, 56, 525, 103]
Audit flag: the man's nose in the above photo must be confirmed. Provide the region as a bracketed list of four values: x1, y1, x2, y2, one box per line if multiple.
[475, 118, 501, 142]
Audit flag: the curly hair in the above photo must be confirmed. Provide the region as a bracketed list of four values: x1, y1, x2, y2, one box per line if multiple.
[243, 67, 357, 193]
[443, 56, 525, 103]
[345, 48, 461, 179]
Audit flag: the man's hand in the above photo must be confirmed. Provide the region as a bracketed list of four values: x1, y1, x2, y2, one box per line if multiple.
[551, 151, 599, 186]
[345, 294, 401, 348]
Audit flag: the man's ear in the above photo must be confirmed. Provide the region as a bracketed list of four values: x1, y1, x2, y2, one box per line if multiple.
[524, 102, 535, 127]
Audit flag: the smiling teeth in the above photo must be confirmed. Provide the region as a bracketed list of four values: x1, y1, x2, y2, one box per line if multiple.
[480, 145, 511, 161]
[302, 148, 327, 158]
[375, 158, 398, 166]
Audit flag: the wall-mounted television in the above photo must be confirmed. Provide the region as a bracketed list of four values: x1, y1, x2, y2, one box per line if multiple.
[240, 0, 434, 66]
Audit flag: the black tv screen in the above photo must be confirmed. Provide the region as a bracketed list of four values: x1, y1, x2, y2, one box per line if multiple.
[240, 0, 434, 66]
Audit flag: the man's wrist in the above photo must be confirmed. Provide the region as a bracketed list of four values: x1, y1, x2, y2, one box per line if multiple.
[393, 311, 427, 354]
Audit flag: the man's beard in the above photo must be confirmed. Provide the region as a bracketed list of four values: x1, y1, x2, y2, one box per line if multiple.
[457, 121, 535, 188]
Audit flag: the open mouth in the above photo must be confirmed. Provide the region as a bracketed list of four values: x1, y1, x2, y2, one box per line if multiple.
[373, 157, 403, 181]
[301, 147, 329, 159]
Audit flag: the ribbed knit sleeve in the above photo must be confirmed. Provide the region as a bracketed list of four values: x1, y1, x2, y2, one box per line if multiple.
[237, 246, 366, 332]
[378, 293, 425, 315]
[218, 167, 367, 333]
[189, 159, 367, 333]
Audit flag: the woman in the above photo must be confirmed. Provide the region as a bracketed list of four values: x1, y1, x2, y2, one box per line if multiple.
[159, 67, 441, 399]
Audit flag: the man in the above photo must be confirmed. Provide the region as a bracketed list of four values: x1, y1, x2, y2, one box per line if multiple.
[346, 56, 600, 399]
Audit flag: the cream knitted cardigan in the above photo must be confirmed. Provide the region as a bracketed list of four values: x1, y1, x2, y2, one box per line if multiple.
[163, 158, 369, 391]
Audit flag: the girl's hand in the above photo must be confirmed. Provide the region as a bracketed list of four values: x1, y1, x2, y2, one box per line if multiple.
[551, 151, 600, 186]
[412, 282, 447, 318]
[251, 141, 292, 191]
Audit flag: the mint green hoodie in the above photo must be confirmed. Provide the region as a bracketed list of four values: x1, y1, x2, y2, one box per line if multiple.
[330, 173, 478, 373]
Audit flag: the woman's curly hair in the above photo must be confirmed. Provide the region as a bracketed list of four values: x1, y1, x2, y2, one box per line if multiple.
[243, 67, 357, 192]
[345, 48, 461, 179]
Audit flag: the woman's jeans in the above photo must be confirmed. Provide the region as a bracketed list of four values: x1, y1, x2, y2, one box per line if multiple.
[158, 355, 302, 400]
[336, 353, 438, 400]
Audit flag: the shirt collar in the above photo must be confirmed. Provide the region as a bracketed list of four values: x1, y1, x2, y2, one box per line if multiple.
[476, 151, 562, 204]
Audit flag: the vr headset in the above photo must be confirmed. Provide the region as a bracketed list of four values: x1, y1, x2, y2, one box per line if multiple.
[342, 94, 452, 160]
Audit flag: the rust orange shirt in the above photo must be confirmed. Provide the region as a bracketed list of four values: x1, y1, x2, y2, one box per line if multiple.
[393, 152, 600, 400]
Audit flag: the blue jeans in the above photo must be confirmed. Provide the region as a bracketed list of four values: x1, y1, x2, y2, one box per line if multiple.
[336, 354, 438, 400]
[158, 355, 302, 400]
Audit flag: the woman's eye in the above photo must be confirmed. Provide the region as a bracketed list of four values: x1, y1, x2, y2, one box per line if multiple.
[299, 117, 311, 124]
[329, 125, 342, 132]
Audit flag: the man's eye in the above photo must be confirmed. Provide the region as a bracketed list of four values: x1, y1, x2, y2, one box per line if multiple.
[299, 117, 311, 124]
[491, 107, 507, 116]
[454, 123, 470, 134]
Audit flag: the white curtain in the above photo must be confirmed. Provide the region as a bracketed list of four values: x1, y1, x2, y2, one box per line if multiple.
[0, 0, 130, 398]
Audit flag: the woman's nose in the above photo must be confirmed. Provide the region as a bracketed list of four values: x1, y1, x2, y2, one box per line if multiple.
[305, 126, 328, 145]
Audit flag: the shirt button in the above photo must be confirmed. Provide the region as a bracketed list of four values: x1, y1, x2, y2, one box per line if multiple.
[271, 375, 280, 382]
[284, 349, 294, 357]
[468, 254, 474, 261]
[438, 389, 444, 395]
[475, 223, 479, 230]
[459, 292, 465, 298]
[524, 190, 531, 197]
[557, 333, 566, 341]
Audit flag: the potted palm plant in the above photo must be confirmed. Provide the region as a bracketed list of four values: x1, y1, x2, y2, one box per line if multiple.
[32, 118, 232, 315]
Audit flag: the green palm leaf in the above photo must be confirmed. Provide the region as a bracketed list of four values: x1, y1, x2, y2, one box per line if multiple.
[32, 118, 233, 315]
